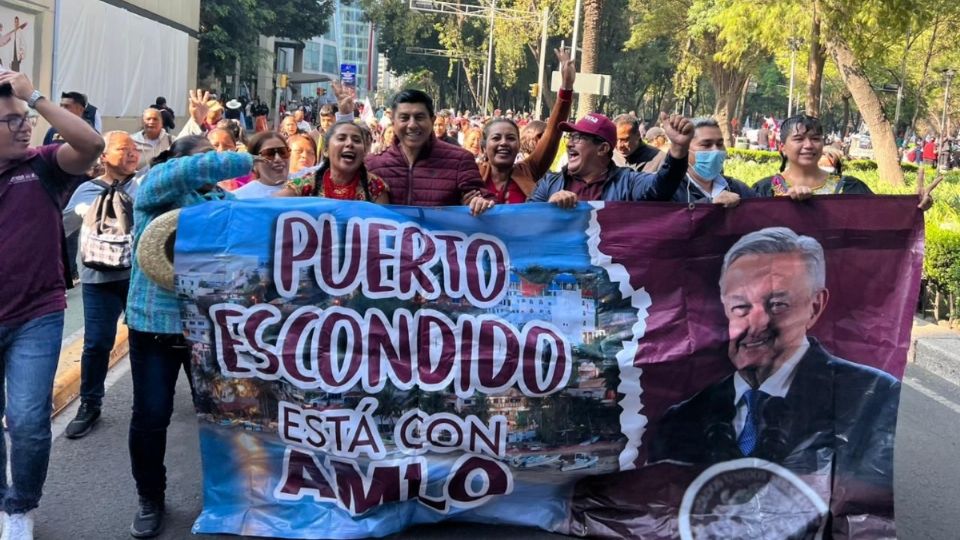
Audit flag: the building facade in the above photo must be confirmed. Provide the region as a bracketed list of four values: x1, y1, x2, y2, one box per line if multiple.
[263, 0, 379, 113]
[3, 0, 200, 142]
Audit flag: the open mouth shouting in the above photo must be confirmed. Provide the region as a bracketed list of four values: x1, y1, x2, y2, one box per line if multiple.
[339, 149, 358, 166]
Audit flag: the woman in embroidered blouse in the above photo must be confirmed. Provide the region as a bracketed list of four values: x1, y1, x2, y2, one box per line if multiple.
[754, 115, 935, 209]
[277, 121, 389, 203]
[753, 115, 873, 198]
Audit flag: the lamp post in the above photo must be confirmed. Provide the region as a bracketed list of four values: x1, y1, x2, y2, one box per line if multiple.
[939, 68, 956, 170]
[787, 37, 802, 117]
[408, 0, 545, 116]
[405, 47, 483, 109]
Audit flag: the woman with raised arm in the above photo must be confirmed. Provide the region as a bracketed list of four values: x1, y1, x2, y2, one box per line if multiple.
[475, 48, 575, 203]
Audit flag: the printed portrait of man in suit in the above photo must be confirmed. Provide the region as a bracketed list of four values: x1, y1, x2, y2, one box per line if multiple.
[649, 226, 900, 514]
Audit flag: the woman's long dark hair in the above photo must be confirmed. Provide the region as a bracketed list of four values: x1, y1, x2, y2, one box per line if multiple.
[150, 135, 210, 166]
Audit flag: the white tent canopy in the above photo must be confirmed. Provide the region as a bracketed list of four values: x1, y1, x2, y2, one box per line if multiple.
[54, 0, 189, 117]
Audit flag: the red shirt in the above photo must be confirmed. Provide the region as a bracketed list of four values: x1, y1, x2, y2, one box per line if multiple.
[486, 178, 528, 204]
[0, 145, 71, 325]
[566, 172, 609, 202]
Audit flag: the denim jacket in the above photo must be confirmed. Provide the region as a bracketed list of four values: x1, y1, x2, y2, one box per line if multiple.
[126, 151, 252, 334]
[529, 153, 688, 202]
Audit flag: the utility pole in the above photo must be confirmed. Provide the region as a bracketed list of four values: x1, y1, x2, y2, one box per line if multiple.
[535, 7, 549, 120]
[409, 0, 545, 116]
[483, 0, 496, 114]
[939, 68, 955, 170]
[571, 0, 582, 62]
[787, 37, 802, 116]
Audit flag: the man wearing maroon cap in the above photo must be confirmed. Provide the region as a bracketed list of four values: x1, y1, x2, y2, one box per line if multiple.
[530, 112, 693, 206]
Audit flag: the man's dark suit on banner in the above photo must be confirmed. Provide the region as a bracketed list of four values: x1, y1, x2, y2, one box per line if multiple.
[649, 227, 900, 517]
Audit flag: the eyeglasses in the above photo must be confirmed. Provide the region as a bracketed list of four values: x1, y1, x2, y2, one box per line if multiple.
[568, 132, 604, 145]
[259, 147, 290, 160]
[0, 114, 37, 133]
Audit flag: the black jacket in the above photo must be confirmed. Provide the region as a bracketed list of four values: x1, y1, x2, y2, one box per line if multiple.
[649, 339, 899, 508]
[671, 174, 757, 204]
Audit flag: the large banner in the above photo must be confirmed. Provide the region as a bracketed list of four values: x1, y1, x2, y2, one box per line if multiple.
[175, 197, 922, 539]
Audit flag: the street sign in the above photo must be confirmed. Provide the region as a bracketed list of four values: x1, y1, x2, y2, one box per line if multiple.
[550, 71, 611, 96]
[340, 64, 358, 87]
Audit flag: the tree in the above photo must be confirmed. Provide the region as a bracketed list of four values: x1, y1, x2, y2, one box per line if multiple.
[805, 10, 825, 117]
[576, 0, 604, 118]
[626, 0, 799, 145]
[198, 0, 335, 88]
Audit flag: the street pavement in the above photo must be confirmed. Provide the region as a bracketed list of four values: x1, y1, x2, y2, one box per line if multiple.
[29, 358, 960, 539]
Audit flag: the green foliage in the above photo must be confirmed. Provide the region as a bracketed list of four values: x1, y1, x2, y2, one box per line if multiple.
[198, 0, 335, 85]
[924, 226, 960, 298]
[845, 159, 878, 171]
[726, 147, 780, 163]
[726, 155, 960, 306]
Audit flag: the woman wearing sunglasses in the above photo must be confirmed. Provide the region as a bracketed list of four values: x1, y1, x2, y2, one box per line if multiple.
[233, 132, 292, 199]
[278, 121, 389, 203]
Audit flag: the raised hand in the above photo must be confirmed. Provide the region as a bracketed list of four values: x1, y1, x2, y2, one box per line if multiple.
[660, 112, 694, 158]
[556, 47, 575, 90]
[917, 166, 941, 211]
[0, 70, 36, 101]
[188, 89, 211, 125]
[331, 81, 355, 116]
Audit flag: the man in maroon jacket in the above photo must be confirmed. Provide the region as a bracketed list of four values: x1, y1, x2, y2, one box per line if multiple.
[366, 89, 494, 214]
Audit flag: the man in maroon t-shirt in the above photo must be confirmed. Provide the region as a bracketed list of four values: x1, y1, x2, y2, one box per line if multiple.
[0, 70, 103, 535]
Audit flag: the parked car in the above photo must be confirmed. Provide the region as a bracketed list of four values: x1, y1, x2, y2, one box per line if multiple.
[848, 132, 875, 159]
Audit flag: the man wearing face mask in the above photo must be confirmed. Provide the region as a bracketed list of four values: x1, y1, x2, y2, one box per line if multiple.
[672, 117, 755, 207]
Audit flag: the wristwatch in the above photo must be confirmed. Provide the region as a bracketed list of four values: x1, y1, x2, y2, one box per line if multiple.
[27, 90, 45, 108]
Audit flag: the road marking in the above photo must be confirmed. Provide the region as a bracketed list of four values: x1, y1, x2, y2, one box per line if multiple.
[904, 376, 960, 415]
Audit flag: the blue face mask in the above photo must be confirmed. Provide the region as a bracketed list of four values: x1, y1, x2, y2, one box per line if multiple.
[692, 150, 726, 180]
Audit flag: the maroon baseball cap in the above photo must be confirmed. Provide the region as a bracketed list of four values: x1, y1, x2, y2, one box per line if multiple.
[559, 113, 617, 146]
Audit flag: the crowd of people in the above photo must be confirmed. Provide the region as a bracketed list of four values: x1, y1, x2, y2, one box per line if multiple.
[0, 46, 943, 540]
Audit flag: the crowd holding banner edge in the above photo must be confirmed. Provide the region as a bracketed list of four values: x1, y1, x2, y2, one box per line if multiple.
[0, 40, 943, 540]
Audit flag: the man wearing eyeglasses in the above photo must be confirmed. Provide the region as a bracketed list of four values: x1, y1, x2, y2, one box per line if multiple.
[0, 70, 104, 538]
[530, 112, 693, 206]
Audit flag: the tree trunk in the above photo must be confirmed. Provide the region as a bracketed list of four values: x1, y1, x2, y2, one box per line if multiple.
[710, 62, 748, 147]
[841, 93, 851, 136]
[806, 10, 825, 117]
[576, 0, 603, 119]
[912, 15, 940, 133]
[827, 36, 904, 185]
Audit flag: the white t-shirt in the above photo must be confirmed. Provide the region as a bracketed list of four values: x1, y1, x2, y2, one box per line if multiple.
[233, 181, 285, 199]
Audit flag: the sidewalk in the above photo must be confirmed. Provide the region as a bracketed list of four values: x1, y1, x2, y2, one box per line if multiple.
[911, 317, 960, 385]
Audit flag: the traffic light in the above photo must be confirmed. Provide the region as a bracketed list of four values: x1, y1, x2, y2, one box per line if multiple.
[529, 83, 539, 98]
[278, 74, 289, 89]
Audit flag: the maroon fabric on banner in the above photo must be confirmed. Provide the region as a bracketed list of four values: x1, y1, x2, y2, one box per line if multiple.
[568, 196, 923, 539]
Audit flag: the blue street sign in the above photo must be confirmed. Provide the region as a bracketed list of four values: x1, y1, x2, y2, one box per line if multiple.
[340, 64, 358, 86]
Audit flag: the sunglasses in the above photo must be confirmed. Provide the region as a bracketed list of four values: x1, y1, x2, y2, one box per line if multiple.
[259, 147, 290, 160]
